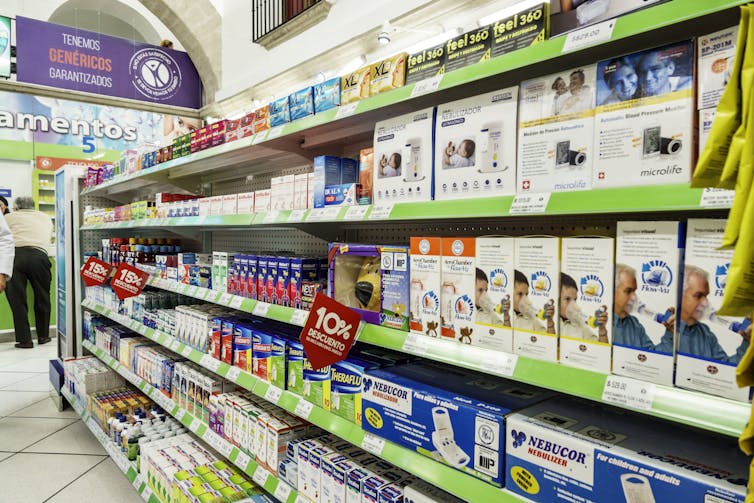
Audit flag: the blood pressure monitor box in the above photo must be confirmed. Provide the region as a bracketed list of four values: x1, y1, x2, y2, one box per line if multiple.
[517, 65, 596, 193]
[559, 237, 614, 374]
[361, 364, 550, 487]
[409, 237, 442, 340]
[373, 107, 435, 204]
[699, 109, 715, 156]
[505, 397, 748, 503]
[593, 41, 694, 189]
[434, 88, 518, 200]
[614, 221, 682, 385]
[698, 26, 738, 110]
[676, 219, 750, 401]
[513, 237, 560, 362]
[473, 236, 515, 353]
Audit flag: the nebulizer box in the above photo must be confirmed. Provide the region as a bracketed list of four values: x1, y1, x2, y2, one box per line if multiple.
[613, 221, 682, 385]
[434, 88, 518, 200]
[559, 237, 614, 374]
[517, 65, 596, 193]
[675, 219, 751, 401]
[505, 396, 748, 503]
[473, 236, 515, 353]
[409, 237, 442, 340]
[373, 107, 435, 203]
[592, 41, 694, 189]
[513, 237, 560, 362]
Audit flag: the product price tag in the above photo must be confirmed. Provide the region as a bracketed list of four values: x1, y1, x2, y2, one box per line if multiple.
[401, 333, 430, 356]
[264, 385, 283, 404]
[133, 474, 144, 491]
[175, 409, 186, 421]
[141, 487, 153, 500]
[267, 126, 284, 140]
[252, 466, 270, 487]
[263, 210, 280, 224]
[252, 131, 269, 144]
[509, 192, 551, 214]
[479, 352, 518, 377]
[361, 433, 385, 456]
[293, 399, 314, 419]
[602, 375, 655, 411]
[187, 286, 199, 297]
[235, 451, 251, 471]
[410, 75, 443, 97]
[369, 204, 394, 220]
[274, 482, 293, 502]
[253, 302, 271, 317]
[288, 209, 307, 222]
[200, 354, 221, 373]
[181, 345, 193, 358]
[169, 339, 180, 352]
[700, 188, 735, 208]
[230, 296, 244, 309]
[201, 289, 214, 300]
[129, 320, 140, 331]
[343, 205, 369, 221]
[562, 18, 616, 53]
[335, 102, 358, 119]
[290, 309, 309, 327]
[306, 208, 327, 222]
[226, 366, 241, 383]
[189, 417, 202, 432]
[114, 453, 130, 473]
[322, 206, 341, 220]
[219, 293, 233, 306]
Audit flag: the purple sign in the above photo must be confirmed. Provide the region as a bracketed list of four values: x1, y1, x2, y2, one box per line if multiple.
[16, 17, 202, 109]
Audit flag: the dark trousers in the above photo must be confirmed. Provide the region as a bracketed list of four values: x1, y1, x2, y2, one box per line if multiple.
[6, 247, 51, 344]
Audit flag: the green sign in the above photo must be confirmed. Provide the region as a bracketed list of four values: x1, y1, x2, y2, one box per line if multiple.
[0, 16, 9, 78]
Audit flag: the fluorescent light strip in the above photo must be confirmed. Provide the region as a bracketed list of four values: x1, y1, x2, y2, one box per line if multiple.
[402, 28, 463, 54]
[478, 0, 544, 27]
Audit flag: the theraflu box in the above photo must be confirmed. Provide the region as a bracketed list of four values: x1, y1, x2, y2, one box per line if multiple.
[303, 358, 331, 410]
[330, 358, 379, 425]
[614, 221, 683, 385]
[409, 237, 442, 339]
[269, 335, 287, 390]
[287, 339, 305, 396]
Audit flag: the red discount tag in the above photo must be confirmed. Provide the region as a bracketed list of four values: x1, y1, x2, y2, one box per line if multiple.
[300, 293, 362, 370]
[110, 262, 150, 300]
[80, 256, 114, 286]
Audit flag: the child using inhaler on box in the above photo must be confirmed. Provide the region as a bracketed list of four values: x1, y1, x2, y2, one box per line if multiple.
[443, 140, 476, 168]
[513, 270, 555, 334]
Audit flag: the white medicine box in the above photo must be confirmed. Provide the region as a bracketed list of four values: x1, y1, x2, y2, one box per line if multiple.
[698, 26, 738, 110]
[473, 236, 515, 353]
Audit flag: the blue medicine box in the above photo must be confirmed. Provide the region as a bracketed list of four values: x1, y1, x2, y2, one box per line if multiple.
[269, 96, 291, 127]
[289, 86, 314, 121]
[314, 77, 341, 113]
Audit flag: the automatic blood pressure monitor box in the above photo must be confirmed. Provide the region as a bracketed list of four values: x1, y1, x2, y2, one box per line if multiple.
[373, 107, 435, 203]
[593, 41, 694, 189]
[559, 237, 614, 374]
[698, 26, 738, 110]
[473, 236, 515, 352]
[517, 65, 596, 193]
[614, 221, 682, 385]
[676, 219, 750, 402]
[505, 397, 748, 503]
[434, 88, 518, 200]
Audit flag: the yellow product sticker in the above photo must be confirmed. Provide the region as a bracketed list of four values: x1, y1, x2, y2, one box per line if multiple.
[365, 407, 383, 429]
[511, 466, 540, 494]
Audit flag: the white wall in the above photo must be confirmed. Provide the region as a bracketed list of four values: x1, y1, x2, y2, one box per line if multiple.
[0, 159, 33, 209]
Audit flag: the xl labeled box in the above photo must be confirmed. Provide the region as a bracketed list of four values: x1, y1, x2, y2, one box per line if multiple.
[593, 41, 694, 189]
[505, 397, 748, 503]
[289, 86, 314, 121]
[434, 88, 518, 200]
[559, 237, 614, 373]
[614, 221, 682, 385]
[314, 77, 341, 113]
[370, 53, 407, 96]
[513, 237, 559, 362]
[440, 237, 476, 342]
[676, 219, 750, 401]
[409, 237, 442, 339]
[269, 96, 291, 127]
[517, 65, 596, 193]
[490, 3, 549, 58]
[373, 107, 435, 204]
[474, 236, 515, 353]
[341, 65, 371, 104]
[698, 26, 738, 110]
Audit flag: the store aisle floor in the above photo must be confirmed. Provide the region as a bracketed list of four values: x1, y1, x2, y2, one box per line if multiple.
[0, 340, 143, 503]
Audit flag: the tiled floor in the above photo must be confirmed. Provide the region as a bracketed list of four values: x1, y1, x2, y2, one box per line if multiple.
[0, 340, 143, 502]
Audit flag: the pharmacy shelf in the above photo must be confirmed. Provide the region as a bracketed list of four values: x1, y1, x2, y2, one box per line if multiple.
[80, 0, 744, 202]
[81, 300, 526, 502]
[80, 340, 302, 503]
[61, 387, 161, 503]
[135, 278, 750, 438]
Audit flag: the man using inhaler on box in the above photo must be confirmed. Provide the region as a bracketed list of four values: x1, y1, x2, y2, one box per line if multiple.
[513, 270, 555, 334]
[612, 264, 675, 351]
[559, 273, 608, 342]
[676, 265, 750, 363]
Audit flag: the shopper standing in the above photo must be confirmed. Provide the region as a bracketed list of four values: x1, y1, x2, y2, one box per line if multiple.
[5, 197, 52, 348]
[0, 211, 14, 294]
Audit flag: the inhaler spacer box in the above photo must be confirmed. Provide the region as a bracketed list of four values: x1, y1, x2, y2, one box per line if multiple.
[473, 236, 515, 353]
[372, 107, 435, 204]
[434, 88, 518, 200]
[505, 396, 748, 503]
[517, 65, 596, 193]
[593, 41, 694, 189]
[559, 237, 614, 374]
[676, 219, 751, 401]
[614, 221, 682, 385]
[409, 237, 442, 339]
[698, 26, 738, 110]
[440, 237, 476, 343]
[513, 237, 560, 362]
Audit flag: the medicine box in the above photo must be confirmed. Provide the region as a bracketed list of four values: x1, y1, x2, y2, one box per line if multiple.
[222, 194, 238, 215]
[271, 174, 295, 211]
[559, 237, 614, 374]
[330, 358, 380, 425]
[676, 219, 750, 401]
[294, 173, 309, 210]
[445, 27, 491, 73]
[237, 192, 255, 214]
[254, 189, 271, 213]
[370, 53, 407, 96]
[698, 26, 738, 110]
[614, 221, 682, 385]
[474, 236, 515, 353]
[593, 41, 694, 189]
[209, 196, 223, 217]
[252, 328, 273, 382]
[513, 237, 560, 362]
[314, 77, 341, 113]
[313, 156, 342, 209]
[517, 65, 596, 193]
[289, 86, 315, 121]
[303, 357, 331, 410]
[403, 479, 464, 503]
[490, 3, 549, 59]
[358, 148, 374, 205]
[440, 237, 476, 342]
[269, 335, 287, 389]
[406, 43, 445, 84]
[287, 339, 305, 396]
[409, 237, 442, 339]
[269, 96, 291, 127]
[505, 397, 748, 503]
[341, 65, 371, 104]
[373, 107, 435, 204]
[252, 105, 269, 133]
[434, 88, 518, 200]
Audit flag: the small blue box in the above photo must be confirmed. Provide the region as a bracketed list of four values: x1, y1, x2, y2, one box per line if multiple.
[324, 183, 358, 207]
[314, 77, 341, 113]
[313, 156, 342, 208]
[340, 157, 358, 184]
[289, 86, 314, 121]
[269, 96, 291, 127]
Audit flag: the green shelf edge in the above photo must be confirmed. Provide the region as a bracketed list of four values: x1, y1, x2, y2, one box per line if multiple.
[80, 301, 526, 502]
